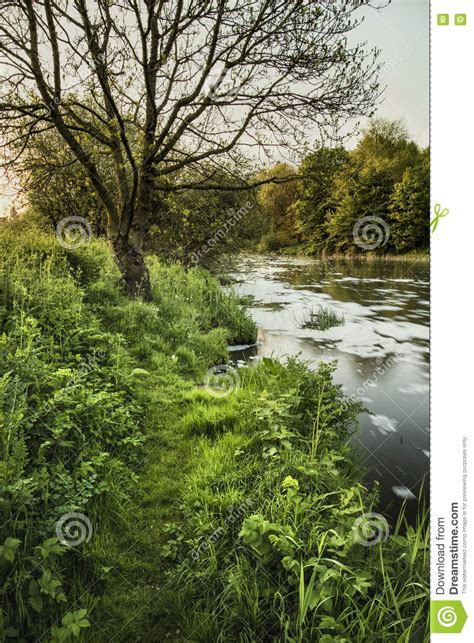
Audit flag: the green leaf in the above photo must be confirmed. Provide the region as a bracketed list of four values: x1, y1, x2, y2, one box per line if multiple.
[39, 570, 62, 598]
[4, 627, 19, 638]
[29, 579, 43, 613]
[0, 537, 21, 563]
[34, 537, 64, 559]
[320, 616, 340, 630]
[130, 368, 150, 377]
[390, 534, 409, 547]
[61, 608, 90, 634]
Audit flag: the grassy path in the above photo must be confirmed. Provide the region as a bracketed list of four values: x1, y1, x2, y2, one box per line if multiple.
[86, 375, 200, 641]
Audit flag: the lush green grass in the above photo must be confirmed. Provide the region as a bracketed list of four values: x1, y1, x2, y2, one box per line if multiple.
[0, 220, 255, 641]
[0, 219, 428, 642]
[299, 305, 345, 331]
[154, 361, 428, 642]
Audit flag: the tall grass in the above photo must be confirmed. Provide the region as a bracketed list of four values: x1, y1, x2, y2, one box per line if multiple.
[299, 305, 345, 330]
[0, 219, 256, 641]
[162, 359, 429, 642]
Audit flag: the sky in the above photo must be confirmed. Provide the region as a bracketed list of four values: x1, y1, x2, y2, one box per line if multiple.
[0, 0, 429, 216]
[350, 0, 429, 147]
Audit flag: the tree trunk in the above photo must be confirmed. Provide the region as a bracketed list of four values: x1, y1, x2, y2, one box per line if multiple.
[112, 233, 152, 301]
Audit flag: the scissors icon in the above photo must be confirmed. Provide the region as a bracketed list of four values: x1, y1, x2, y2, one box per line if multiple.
[430, 203, 449, 233]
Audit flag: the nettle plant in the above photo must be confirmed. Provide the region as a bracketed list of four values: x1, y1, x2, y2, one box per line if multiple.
[0, 534, 90, 642]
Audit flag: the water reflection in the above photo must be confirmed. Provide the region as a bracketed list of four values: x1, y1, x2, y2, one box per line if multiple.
[228, 255, 430, 525]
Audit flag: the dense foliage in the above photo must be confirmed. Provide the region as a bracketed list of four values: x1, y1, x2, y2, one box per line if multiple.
[146, 171, 265, 268]
[0, 221, 428, 641]
[0, 220, 254, 640]
[163, 361, 429, 641]
[259, 120, 430, 256]
[15, 128, 261, 268]
[16, 119, 428, 267]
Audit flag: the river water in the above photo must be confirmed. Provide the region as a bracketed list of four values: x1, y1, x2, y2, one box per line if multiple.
[228, 255, 429, 525]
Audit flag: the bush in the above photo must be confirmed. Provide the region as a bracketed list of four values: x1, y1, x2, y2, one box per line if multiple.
[258, 230, 293, 252]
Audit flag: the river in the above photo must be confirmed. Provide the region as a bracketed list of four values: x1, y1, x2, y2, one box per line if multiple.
[227, 254, 430, 525]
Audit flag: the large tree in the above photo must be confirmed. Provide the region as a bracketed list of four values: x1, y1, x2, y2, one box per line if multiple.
[0, 0, 382, 298]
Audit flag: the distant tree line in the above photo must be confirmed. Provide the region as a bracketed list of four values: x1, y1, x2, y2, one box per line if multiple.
[258, 119, 430, 255]
[16, 119, 428, 264]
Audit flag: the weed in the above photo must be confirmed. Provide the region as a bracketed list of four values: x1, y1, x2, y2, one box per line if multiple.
[299, 305, 345, 330]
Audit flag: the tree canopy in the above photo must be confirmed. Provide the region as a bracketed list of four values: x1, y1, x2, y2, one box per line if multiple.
[258, 120, 429, 255]
[0, 0, 383, 297]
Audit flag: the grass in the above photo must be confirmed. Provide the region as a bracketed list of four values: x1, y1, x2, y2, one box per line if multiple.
[261, 244, 430, 262]
[0, 219, 255, 641]
[299, 305, 345, 331]
[0, 218, 428, 642]
[158, 362, 429, 642]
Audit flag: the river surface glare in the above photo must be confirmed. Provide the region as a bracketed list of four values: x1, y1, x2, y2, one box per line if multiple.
[228, 255, 430, 524]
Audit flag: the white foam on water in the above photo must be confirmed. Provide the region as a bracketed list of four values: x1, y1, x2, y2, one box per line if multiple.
[392, 485, 416, 500]
[369, 414, 399, 435]
[398, 382, 429, 395]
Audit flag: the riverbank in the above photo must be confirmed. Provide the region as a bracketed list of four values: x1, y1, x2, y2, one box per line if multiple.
[227, 253, 430, 526]
[255, 246, 430, 262]
[0, 221, 428, 641]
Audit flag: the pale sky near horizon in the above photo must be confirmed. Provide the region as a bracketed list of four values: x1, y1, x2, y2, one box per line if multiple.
[349, 0, 429, 148]
[0, 0, 429, 216]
